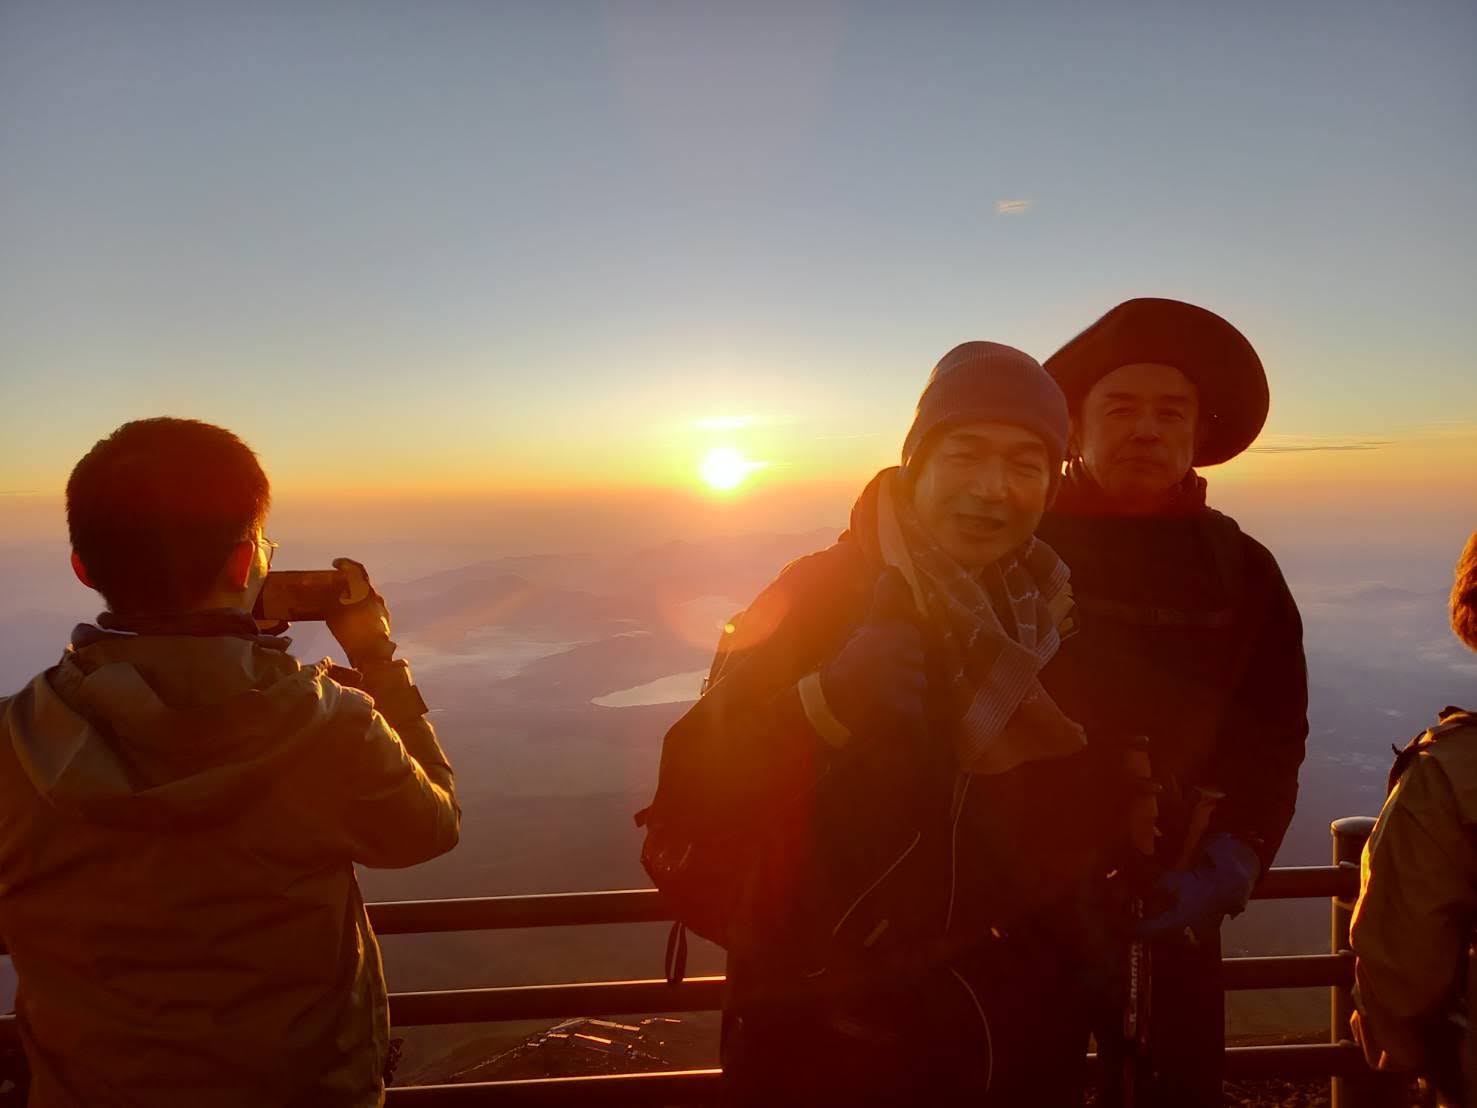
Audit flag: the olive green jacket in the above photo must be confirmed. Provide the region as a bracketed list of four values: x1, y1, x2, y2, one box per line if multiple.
[0, 624, 459, 1107]
[1351, 707, 1477, 1102]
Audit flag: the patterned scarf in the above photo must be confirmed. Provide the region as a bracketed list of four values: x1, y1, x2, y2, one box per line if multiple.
[849, 468, 1085, 775]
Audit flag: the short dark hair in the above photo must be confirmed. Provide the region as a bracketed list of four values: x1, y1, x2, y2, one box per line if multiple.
[1454, 529, 1477, 652]
[67, 418, 270, 613]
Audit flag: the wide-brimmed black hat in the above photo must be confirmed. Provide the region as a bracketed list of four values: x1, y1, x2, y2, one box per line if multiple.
[1044, 298, 1269, 466]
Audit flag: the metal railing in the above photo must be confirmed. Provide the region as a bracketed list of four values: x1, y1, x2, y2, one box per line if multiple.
[0, 819, 1398, 1105]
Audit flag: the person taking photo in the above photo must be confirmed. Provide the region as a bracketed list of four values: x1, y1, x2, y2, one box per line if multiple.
[0, 417, 459, 1107]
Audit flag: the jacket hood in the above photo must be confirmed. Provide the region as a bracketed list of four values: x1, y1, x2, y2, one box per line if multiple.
[3, 627, 372, 829]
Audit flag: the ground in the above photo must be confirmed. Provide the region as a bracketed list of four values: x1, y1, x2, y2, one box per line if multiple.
[1223, 1080, 1331, 1107]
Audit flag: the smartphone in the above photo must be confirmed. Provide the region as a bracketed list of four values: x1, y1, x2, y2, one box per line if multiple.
[252, 564, 371, 622]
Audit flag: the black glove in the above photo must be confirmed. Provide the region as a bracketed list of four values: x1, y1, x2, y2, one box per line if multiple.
[324, 557, 397, 670]
[818, 568, 927, 742]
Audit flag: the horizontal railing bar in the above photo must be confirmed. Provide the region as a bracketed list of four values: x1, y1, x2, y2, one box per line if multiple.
[1223, 953, 1352, 990]
[369, 890, 670, 935]
[390, 977, 725, 1025]
[1253, 864, 1358, 900]
[387, 956, 1349, 1027]
[1223, 1041, 1370, 1080]
[384, 1068, 722, 1107]
[0, 953, 1360, 1046]
[379, 1044, 1372, 1104]
[0, 866, 1365, 957]
[362, 866, 1358, 937]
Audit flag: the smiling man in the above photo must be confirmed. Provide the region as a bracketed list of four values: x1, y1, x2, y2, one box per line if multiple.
[642, 342, 1114, 1106]
[908, 421, 1048, 565]
[1036, 299, 1309, 1107]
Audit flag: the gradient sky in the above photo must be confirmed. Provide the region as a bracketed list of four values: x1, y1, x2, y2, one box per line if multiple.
[2, 1, 1474, 499]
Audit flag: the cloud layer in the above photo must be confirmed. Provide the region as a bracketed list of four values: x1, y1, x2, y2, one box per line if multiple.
[1248, 439, 1391, 454]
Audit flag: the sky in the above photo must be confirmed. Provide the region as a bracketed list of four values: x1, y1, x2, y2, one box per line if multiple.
[2, 1, 1475, 516]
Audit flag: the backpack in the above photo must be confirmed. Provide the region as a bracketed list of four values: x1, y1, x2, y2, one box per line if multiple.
[1388, 707, 1477, 795]
[633, 544, 864, 983]
[633, 619, 749, 982]
[1381, 705, 1477, 1103]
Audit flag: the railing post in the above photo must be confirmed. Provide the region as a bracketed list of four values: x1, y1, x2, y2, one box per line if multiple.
[1330, 815, 1403, 1108]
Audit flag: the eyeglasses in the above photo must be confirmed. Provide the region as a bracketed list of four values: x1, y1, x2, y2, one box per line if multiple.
[255, 535, 280, 567]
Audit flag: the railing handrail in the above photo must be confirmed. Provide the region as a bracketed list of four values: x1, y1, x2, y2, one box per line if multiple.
[358, 863, 1358, 938]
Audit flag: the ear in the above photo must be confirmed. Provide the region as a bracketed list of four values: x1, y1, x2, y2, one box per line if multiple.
[222, 540, 255, 592]
[1196, 413, 1214, 450]
[70, 550, 97, 590]
[1066, 417, 1082, 461]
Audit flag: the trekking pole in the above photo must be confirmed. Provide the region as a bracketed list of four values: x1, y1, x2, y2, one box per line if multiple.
[1119, 739, 1157, 1108]
[1122, 903, 1152, 1106]
[1121, 778, 1224, 1106]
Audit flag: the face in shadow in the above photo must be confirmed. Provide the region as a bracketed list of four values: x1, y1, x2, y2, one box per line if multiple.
[1073, 362, 1200, 507]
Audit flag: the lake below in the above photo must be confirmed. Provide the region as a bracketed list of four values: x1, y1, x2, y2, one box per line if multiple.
[591, 670, 708, 708]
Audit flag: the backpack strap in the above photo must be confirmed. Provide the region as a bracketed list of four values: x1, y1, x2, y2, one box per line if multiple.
[701, 612, 746, 696]
[699, 540, 868, 701]
[664, 921, 689, 986]
[1388, 707, 1477, 795]
[1200, 509, 1248, 615]
[634, 638, 739, 825]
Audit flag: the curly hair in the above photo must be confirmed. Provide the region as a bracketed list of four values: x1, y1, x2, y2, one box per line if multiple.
[1454, 529, 1477, 652]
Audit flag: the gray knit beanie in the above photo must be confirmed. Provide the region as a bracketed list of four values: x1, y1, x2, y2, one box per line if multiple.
[901, 341, 1070, 473]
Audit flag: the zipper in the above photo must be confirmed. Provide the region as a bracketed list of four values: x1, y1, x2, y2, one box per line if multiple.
[831, 829, 922, 938]
[949, 965, 994, 1093]
[946, 772, 971, 934]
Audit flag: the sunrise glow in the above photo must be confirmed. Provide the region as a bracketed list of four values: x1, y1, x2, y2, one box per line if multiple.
[700, 447, 762, 491]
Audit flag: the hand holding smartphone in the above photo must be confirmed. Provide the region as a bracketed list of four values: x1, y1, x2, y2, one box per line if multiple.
[252, 562, 372, 623]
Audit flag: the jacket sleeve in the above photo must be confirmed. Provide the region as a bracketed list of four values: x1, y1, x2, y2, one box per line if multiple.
[1208, 539, 1309, 870]
[1351, 753, 1477, 1071]
[328, 659, 461, 868]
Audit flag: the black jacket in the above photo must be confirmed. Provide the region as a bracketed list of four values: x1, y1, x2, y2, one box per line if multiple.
[667, 531, 1111, 1103]
[1037, 478, 1308, 871]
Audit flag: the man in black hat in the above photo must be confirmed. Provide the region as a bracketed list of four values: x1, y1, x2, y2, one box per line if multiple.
[1036, 298, 1309, 1106]
[642, 342, 1118, 1106]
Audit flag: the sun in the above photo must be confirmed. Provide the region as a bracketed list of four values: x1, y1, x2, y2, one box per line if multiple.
[700, 447, 759, 491]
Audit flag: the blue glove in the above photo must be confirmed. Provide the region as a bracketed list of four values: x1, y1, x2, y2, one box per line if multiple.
[1134, 833, 1261, 941]
[819, 569, 927, 742]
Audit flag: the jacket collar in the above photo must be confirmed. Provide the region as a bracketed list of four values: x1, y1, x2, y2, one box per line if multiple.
[77, 609, 290, 651]
[1051, 460, 1208, 518]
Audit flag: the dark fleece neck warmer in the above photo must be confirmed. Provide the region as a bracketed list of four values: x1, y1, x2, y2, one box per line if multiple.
[1052, 459, 1208, 518]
